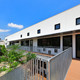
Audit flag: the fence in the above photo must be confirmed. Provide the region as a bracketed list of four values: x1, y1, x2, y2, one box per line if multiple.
[20, 46, 61, 55]
[48, 47, 72, 80]
[0, 48, 72, 80]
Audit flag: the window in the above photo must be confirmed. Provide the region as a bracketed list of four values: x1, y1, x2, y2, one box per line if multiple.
[55, 23, 60, 30]
[37, 29, 41, 34]
[5, 39, 7, 41]
[25, 40, 29, 46]
[27, 33, 30, 36]
[21, 41, 24, 46]
[76, 17, 80, 25]
[38, 37, 60, 47]
[63, 35, 72, 50]
[20, 35, 22, 38]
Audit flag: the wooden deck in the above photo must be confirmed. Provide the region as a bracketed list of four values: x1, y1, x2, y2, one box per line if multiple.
[33, 74, 47, 80]
[65, 59, 80, 80]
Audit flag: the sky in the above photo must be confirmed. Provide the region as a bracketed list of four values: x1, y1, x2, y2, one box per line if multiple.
[0, 0, 80, 40]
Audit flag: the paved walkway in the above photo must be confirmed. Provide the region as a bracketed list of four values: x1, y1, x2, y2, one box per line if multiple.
[65, 59, 80, 80]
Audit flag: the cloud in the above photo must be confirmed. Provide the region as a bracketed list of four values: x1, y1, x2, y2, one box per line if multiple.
[8, 23, 24, 29]
[0, 29, 10, 32]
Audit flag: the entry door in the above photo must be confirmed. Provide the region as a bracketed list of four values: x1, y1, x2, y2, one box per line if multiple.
[63, 35, 72, 50]
[76, 35, 80, 58]
[30, 40, 33, 51]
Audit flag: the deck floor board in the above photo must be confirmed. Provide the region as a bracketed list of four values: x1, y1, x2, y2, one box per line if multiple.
[65, 59, 80, 80]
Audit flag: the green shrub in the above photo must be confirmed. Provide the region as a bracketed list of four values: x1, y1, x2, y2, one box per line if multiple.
[7, 68, 13, 72]
[0, 66, 7, 73]
[26, 52, 36, 62]
[0, 45, 7, 56]
[2, 66, 7, 71]
[19, 60, 26, 64]
[8, 44, 20, 50]
[0, 56, 8, 62]
[0, 45, 2, 48]
[10, 62, 19, 68]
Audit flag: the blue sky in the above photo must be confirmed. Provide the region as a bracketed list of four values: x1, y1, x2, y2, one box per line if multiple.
[0, 0, 80, 40]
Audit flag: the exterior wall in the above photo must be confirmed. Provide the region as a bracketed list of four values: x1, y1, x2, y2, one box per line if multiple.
[33, 38, 38, 47]
[5, 5, 80, 42]
[5, 5, 80, 58]
[0, 41, 5, 45]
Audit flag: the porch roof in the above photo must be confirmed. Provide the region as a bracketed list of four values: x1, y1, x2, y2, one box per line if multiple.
[11, 29, 80, 42]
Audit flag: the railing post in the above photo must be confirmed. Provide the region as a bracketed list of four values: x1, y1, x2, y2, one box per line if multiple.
[47, 61, 50, 80]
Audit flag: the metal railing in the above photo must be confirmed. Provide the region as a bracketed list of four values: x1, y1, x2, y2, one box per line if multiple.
[19, 46, 61, 55]
[0, 47, 72, 80]
[48, 47, 72, 80]
[0, 57, 48, 80]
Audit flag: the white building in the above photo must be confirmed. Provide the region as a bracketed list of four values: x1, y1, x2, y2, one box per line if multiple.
[0, 40, 5, 45]
[5, 4, 80, 59]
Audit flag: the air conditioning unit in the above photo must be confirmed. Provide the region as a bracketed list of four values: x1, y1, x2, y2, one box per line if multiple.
[54, 49, 58, 53]
[48, 50, 51, 55]
[37, 49, 40, 53]
[43, 48, 46, 51]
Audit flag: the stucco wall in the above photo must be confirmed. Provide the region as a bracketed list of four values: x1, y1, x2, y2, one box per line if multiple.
[0, 41, 5, 45]
[5, 5, 80, 41]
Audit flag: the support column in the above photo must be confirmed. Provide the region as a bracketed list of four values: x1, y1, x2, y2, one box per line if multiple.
[72, 33, 76, 58]
[19, 40, 21, 46]
[33, 38, 38, 47]
[60, 35, 63, 52]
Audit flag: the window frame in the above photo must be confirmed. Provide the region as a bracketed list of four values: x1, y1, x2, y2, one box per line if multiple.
[55, 23, 60, 30]
[27, 33, 30, 36]
[37, 29, 41, 34]
[76, 17, 80, 25]
[20, 35, 22, 38]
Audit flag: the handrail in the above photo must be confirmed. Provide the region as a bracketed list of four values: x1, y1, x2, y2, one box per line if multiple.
[48, 47, 72, 62]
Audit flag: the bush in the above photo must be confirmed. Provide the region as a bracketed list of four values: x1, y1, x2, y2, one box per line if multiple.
[0, 45, 7, 56]
[0, 56, 8, 62]
[10, 62, 19, 68]
[26, 52, 36, 62]
[0, 45, 2, 48]
[7, 68, 13, 72]
[8, 44, 20, 50]
[0, 66, 7, 73]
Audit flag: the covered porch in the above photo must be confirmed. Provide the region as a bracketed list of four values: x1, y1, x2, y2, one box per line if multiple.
[9, 30, 80, 58]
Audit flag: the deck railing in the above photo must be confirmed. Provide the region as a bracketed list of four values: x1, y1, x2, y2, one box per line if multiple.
[48, 47, 72, 80]
[0, 48, 72, 80]
[20, 46, 61, 55]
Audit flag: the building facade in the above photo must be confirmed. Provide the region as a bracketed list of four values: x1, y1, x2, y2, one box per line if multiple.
[0, 40, 5, 45]
[5, 4, 80, 59]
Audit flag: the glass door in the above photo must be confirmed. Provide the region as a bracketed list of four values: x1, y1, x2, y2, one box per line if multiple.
[63, 35, 72, 50]
[76, 34, 80, 58]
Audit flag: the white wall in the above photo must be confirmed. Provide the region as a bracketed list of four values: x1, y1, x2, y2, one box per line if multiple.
[5, 5, 80, 58]
[33, 38, 38, 47]
[5, 5, 80, 42]
[0, 41, 5, 45]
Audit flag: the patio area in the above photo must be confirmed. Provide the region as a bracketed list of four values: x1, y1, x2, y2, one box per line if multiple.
[65, 59, 80, 80]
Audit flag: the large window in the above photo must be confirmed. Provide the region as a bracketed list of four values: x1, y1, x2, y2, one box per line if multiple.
[38, 37, 60, 47]
[55, 23, 60, 30]
[21, 41, 24, 46]
[76, 17, 80, 25]
[25, 40, 29, 46]
[63, 35, 72, 50]
[21, 40, 29, 46]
